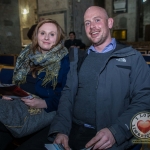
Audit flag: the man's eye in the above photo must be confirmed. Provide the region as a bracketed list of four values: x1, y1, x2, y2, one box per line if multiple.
[85, 22, 90, 26]
[95, 19, 100, 22]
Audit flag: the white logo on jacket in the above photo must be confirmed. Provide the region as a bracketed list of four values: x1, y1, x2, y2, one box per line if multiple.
[116, 58, 126, 62]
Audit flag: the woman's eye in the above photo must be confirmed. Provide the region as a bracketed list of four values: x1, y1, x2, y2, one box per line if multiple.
[40, 32, 45, 35]
[50, 33, 54, 36]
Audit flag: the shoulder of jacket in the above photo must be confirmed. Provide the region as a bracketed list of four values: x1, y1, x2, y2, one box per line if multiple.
[114, 43, 137, 55]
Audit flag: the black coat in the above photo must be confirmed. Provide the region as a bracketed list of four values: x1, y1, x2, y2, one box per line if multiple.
[64, 39, 85, 49]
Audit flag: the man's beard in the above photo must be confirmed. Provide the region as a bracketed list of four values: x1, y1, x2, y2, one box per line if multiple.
[92, 34, 106, 47]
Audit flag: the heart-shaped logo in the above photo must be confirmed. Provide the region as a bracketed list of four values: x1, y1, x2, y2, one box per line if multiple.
[137, 120, 150, 133]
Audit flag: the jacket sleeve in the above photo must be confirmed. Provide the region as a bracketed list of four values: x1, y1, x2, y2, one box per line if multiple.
[48, 48, 79, 137]
[109, 51, 150, 146]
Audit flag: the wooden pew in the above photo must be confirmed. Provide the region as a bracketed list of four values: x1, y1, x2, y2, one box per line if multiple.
[0, 54, 18, 66]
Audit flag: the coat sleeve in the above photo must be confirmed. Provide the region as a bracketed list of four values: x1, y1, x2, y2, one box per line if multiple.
[109, 51, 150, 146]
[48, 48, 79, 137]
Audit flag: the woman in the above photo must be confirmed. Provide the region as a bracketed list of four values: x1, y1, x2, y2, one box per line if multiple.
[0, 19, 69, 149]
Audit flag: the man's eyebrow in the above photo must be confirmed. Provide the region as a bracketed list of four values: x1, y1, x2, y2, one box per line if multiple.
[84, 20, 90, 23]
[84, 16, 102, 22]
[93, 16, 101, 19]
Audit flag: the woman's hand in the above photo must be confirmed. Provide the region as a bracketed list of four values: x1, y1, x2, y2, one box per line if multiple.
[21, 97, 47, 109]
[2, 96, 13, 100]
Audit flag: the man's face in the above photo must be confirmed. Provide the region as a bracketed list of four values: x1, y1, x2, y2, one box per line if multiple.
[69, 33, 75, 40]
[84, 7, 113, 46]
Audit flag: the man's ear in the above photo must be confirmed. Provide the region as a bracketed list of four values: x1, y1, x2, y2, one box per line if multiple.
[108, 18, 114, 29]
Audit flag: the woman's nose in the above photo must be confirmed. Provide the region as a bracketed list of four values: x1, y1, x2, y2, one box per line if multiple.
[44, 34, 49, 40]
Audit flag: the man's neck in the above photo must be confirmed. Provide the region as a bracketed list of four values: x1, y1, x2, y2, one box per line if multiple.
[93, 38, 112, 52]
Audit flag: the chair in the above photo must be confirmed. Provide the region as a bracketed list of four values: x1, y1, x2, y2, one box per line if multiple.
[0, 55, 16, 66]
[0, 68, 14, 84]
[138, 50, 147, 55]
[142, 54, 150, 62]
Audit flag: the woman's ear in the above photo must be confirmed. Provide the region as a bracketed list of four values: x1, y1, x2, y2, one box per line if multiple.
[108, 18, 114, 29]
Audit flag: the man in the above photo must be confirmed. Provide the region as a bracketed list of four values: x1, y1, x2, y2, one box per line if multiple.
[49, 6, 150, 150]
[64, 31, 86, 50]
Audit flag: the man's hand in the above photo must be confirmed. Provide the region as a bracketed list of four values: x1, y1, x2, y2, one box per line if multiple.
[85, 128, 115, 150]
[54, 133, 70, 150]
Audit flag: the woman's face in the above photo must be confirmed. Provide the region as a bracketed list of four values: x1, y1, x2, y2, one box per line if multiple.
[38, 23, 57, 54]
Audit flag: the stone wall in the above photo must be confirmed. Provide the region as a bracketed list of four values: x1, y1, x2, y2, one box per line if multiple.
[143, 0, 150, 40]
[143, 0, 150, 26]
[0, 0, 21, 54]
[37, 0, 70, 38]
[106, 0, 137, 42]
[72, 0, 93, 46]
[19, 0, 37, 46]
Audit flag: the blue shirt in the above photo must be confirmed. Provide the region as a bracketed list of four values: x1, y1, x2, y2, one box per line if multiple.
[88, 38, 116, 54]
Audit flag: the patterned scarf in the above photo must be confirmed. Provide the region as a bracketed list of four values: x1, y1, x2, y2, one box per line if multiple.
[13, 43, 68, 89]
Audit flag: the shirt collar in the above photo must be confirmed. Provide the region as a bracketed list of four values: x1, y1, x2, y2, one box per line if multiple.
[88, 38, 116, 54]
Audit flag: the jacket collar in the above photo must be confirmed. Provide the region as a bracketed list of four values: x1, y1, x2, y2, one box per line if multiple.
[112, 41, 136, 57]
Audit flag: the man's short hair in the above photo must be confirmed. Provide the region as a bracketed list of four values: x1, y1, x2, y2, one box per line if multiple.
[69, 31, 76, 36]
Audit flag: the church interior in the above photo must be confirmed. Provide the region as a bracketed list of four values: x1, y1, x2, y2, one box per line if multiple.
[0, 0, 150, 149]
[0, 0, 150, 54]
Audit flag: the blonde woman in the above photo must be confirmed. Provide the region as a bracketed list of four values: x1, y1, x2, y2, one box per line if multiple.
[0, 19, 69, 150]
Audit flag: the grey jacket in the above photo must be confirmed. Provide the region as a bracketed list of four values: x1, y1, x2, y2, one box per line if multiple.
[49, 43, 150, 150]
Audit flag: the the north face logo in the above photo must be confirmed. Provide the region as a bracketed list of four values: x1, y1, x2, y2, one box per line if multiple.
[116, 58, 126, 62]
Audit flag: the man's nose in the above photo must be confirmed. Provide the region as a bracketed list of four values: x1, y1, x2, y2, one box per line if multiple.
[90, 22, 96, 28]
